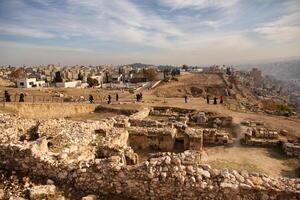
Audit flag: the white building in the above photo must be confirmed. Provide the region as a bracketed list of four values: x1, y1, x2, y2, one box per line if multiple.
[16, 78, 46, 88]
[55, 80, 82, 88]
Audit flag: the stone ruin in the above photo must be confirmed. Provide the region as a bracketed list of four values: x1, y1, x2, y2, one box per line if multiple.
[0, 106, 299, 199]
[283, 140, 300, 158]
[243, 127, 280, 147]
[241, 119, 300, 159]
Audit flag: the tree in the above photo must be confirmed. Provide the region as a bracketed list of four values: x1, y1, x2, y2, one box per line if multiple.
[143, 68, 158, 81]
[105, 72, 110, 83]
[10, 68, 26, 79]
[77, 72, 83, 81]
[171, 68, 180, 77]
[87, 77, 99, 87]
[54, 71, 63, 83]
[163, 68, 170, 79]
[182, 65, 188, 71]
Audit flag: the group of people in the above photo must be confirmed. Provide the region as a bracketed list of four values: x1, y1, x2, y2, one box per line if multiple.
[3, 91, 25, 102]
[3, 90, 224, 106]
[183, 95, 224, 104]
[206, 95, 224, 104]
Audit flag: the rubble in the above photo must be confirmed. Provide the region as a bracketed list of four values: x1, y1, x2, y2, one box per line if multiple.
[0, 110, 299, 199]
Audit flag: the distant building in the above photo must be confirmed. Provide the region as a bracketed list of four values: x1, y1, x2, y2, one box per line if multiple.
[55, 80, 82, 88]
[16, 78, 46, 88]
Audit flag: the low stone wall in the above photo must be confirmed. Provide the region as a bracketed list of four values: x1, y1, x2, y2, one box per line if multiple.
[202, 129, 232, 145]
[129, 118, 171, 128]
[0, 144, 299, 200]
[128, 127, 176, 151]
[130, 108, 150, 120]
[95, 105, 138, 116]
[283, 142, 300, 158]
[1, 102, 98, 119]
[244, 128, 280, 147]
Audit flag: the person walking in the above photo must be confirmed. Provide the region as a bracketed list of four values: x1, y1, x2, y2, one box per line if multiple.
[116, 93, 119, 102]
[206, 95, 210, 104]
[220, 95, 224, 104]
[213, 97, 217, 105]
[89, 94, 94, 104]
[4, 90, 11, 102]
[139, 92, 143, 101]
[108, 95, 111, 104]
[19, 93, 25, 102]
[184, 95, 188, 103]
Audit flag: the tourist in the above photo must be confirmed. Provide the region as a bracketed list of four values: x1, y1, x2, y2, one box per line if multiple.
[136, 93, 140, 102]
[116, 93, 119, 102]
[213, 97, 217, 104]
[140, 92, 143, 101]
[220, 95, 224, 104]
[108, 95, 111, 104]
[184, 95, 188, 103]
[89, 94, 94, 104]
[4, 90, 11, 102]
[19, 93, 25, 102]
[206, 95, 210, 104]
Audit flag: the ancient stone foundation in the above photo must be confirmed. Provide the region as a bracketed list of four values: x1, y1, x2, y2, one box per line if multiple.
[0, 108, 299, 200]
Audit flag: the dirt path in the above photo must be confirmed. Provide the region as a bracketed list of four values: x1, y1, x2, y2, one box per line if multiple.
[205, 146, 299, 177]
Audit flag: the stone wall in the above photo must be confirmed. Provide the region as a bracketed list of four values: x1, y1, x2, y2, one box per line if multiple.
[0, 112, 299, 200]
[128, 127, 176, 151]
[1, 102, 98, 119]
[283, 142, 300, 158]
[244, 128, 280, 147]
[0, 144, 299, 200]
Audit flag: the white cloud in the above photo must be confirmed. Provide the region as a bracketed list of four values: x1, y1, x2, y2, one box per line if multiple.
[0, 41, 95, 53]
[160, 0, 239, 10]
[255, 11, 300, 42]
[0, 25, 57, 39]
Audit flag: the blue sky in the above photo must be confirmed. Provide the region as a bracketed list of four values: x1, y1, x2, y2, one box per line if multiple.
[0, 0, 299, 65]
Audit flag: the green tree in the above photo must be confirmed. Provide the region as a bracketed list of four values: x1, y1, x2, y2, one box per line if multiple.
[77, 72, 84, 81]
[182, 65, 188, 71]
[54, 71, 63, 83]
[87, 77, 99, 87]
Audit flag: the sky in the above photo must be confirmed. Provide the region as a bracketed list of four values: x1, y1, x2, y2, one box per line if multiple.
[0, 0, 299, 66]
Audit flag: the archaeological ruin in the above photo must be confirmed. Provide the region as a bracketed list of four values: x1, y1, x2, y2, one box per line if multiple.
[0, 106, 299, 199]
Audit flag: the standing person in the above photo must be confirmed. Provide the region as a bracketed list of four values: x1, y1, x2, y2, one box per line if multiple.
[89, 94, 94, 104]
[4, 90, 11, 102]
[213, 97, 217, 105]
[139, 92, 143, 101]
[206, 95, 210, 104]
[116, 93, 119, 102]
[136, 93, 140, 102]
[220, 95, 224, 104]
[184, 95, 188, 103]
[108, 95, 111, 104]
[19, 93, 25, 102]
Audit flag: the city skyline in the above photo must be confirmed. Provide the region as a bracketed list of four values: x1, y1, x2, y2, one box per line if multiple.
[0, 0, 299, 65]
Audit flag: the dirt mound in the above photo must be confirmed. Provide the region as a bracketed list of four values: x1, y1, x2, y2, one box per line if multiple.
[0, 77, 14, 87]
[152, 72, 227, 98]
